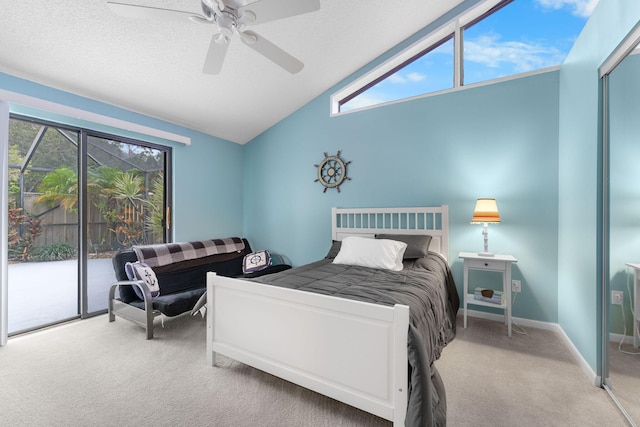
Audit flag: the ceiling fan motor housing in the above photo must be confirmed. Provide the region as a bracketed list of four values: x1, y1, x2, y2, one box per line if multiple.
[216, 12, 236, 39]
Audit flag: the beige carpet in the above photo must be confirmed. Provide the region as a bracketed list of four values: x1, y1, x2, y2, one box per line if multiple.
[0, 313, 628, 426]
[609, 341, 640, 423]
[437, 317, 627, 426]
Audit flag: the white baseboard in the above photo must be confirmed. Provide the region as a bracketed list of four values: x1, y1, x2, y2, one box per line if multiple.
[554, 323, 601, 387]
[609, 331, 634, 346]
[465, 309, 556, 331]
[465, 310, 600, 386]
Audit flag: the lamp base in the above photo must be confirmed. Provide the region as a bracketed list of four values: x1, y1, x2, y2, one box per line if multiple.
[477, 251, 495, 257]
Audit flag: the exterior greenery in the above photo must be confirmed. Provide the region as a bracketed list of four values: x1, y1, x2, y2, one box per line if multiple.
[8, 118, 165, 262]
[32, 242, 77, 262]
[8, 199, 42, 261]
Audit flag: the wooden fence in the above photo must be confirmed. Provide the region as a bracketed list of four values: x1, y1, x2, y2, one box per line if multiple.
[23, 193, 144, 251]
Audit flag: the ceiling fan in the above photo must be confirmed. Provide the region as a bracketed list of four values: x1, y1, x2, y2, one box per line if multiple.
[106, 0, 320, 74]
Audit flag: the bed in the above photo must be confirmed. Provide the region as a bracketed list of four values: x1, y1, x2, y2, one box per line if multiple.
[206, 206, 458, 426]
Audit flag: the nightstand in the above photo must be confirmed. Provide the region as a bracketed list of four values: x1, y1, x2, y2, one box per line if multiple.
[459, 252, 518, 337]
[624, 263, 640, 348]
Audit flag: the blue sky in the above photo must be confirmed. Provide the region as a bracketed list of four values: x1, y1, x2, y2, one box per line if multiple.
[342, 0, 600, 111]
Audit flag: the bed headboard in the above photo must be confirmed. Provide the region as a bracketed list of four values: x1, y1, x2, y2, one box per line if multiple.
[331, 206, 449, 260]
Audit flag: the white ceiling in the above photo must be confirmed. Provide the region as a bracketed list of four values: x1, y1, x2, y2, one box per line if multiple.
[0, 0, 464, 144]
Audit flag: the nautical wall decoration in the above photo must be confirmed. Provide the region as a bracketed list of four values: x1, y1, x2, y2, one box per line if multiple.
[314, 150, 351, 193]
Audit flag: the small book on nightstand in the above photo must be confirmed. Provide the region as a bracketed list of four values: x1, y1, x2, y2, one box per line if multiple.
[474, 287, 505, 305]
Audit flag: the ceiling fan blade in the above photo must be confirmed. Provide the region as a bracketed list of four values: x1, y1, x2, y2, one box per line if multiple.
[202, 34, 230, 74]
[239, 0, 320, 25]
[241, 31, 303, 74]
[107, 1, 202, 23]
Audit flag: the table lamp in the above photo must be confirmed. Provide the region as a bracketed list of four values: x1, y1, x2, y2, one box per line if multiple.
[471, 198, 501, 256]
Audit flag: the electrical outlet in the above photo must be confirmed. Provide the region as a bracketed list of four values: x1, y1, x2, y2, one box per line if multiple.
[612, 290, 623, 306]
[511, 280, 521, 293]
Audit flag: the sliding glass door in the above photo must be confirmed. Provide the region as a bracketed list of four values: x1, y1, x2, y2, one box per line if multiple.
[6, 116, 171, 334]
[84, 134, 169, 313]
[7, 119, 80, 332]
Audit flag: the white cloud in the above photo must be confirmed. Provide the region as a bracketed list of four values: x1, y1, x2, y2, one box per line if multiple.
[465, 33, 565, 73]
[535, 0, 599, 18]
[407, 72, 426, 82]
[386, 71, 427, 84]
[387, 74, 407, 84]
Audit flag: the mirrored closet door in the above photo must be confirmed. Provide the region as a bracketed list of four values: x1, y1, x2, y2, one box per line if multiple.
[604, 24, 640, 425]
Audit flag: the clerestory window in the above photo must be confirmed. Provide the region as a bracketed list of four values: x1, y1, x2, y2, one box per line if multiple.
[332, 0, 599, 114]
[339, 36, 455, 112]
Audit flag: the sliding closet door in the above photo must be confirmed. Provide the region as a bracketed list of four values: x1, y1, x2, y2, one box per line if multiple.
[7, 118, 80, 333]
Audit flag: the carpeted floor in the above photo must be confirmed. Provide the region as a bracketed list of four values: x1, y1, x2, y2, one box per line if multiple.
[0, 313, 629, 426]
[437, 317, 628, 426]
[609, 340, 640, 423]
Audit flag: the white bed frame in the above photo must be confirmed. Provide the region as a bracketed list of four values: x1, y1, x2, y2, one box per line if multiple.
[206, 206, 449, 426]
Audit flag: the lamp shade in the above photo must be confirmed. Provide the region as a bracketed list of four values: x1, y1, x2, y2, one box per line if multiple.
[471, 198, 501, 223]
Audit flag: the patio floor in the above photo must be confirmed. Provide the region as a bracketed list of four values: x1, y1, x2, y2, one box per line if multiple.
[7, 258, 115, 334]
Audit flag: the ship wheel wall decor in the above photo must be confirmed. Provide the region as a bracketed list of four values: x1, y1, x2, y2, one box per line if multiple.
[314, 151, 351, 193]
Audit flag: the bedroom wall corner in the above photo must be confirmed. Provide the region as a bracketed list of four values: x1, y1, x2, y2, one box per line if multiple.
[557, 0, 640, 374]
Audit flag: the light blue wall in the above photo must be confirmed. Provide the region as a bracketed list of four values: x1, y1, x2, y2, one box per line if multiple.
[558, 0, 640, 373]
[0, 72, 244, 242]
[244, 70, 560, 324]
[5, 0, 637, 376]
[608, 53, 640, 336]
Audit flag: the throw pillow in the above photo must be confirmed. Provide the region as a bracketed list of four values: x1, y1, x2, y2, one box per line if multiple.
[332, 236, 407, 271]
[375, 234, 432, 259]
[243, 250, 272, 274]
[124, 261, 160, 299]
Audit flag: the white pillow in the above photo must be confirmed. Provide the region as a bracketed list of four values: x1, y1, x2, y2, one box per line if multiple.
[332, 236, 407, 271]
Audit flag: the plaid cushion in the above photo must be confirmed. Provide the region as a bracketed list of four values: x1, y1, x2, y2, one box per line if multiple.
[133, 237, 245, 268]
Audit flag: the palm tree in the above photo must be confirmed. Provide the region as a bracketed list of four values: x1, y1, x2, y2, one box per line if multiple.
[37, 166, 159, 247]
[112, 171, 145, 207]
[109, 170, 146, 246]
[35, 166, 78, 212]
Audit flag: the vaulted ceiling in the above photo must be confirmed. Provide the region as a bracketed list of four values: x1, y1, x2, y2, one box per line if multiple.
[0, 0, 465, 144]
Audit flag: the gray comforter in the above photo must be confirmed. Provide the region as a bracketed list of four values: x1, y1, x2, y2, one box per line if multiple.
[251, 250, 459, 427]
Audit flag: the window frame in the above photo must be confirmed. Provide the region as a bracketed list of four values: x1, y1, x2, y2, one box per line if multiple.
[338, 32, 456, 112]
[330, 0, 513, 115]
[4, 113, 173, 335]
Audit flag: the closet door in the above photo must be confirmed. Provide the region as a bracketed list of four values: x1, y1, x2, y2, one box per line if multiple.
[605, 47, 640, 425]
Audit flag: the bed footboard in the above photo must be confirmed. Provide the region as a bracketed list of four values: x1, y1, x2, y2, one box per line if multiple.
[206, 272, 409, 426]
